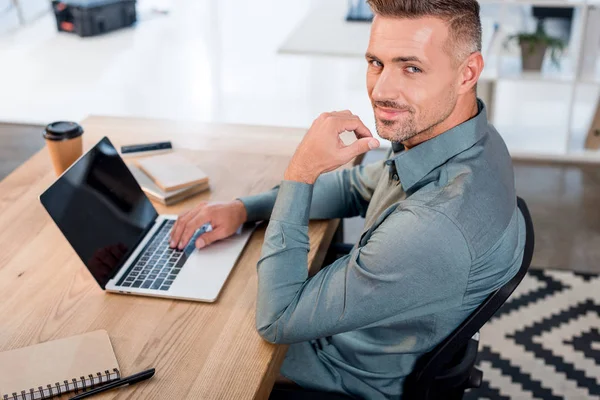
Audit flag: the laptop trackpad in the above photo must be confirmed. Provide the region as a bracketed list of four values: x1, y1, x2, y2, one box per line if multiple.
[170, 227, 254, 301]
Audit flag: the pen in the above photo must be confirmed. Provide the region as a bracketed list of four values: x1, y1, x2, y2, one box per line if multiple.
[69, 368, 155, 400]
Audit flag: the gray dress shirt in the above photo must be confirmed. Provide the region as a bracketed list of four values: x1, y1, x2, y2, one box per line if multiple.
[239, 100, 526, 399]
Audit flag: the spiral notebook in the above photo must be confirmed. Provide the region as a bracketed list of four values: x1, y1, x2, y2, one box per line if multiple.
[0, 330, 120, 400]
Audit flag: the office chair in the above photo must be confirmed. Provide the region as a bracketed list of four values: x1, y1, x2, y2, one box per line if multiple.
[270, 197, 535, 400]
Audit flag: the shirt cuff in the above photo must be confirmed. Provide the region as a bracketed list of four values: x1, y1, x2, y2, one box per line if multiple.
[238, 188, 279, 222]
[271, 180, 313, 226]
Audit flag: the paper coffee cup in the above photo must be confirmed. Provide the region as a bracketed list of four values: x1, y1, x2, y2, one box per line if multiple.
[43, 121, 84, 176]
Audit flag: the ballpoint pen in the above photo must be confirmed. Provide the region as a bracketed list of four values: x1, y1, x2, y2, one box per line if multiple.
[69, 368, 155, 400]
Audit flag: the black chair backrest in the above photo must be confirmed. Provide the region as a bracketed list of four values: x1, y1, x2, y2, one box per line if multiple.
[405, 197, 535, 395]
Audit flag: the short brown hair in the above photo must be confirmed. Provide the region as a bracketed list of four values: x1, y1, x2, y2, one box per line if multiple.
[367, 0, 482, 62]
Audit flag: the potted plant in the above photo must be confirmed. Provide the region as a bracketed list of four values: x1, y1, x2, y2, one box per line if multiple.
[505, 19, 565, 71]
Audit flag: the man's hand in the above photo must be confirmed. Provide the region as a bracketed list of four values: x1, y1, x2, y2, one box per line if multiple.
[170, 200, 248, 250]
[284, 111, 380, 184]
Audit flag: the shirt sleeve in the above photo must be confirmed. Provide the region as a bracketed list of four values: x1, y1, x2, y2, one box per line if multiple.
[238, 160, 383, 222]
[255, 180, 472, 344]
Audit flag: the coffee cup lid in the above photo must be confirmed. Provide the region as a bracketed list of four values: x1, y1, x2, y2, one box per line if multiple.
[43, 121, 84, 141]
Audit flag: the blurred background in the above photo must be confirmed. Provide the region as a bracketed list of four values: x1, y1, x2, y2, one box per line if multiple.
[1, 0, 599, 157]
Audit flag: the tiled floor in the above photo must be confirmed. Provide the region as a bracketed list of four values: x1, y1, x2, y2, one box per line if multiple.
[0, 123, 44, 179]
[514, 161, 600, 274]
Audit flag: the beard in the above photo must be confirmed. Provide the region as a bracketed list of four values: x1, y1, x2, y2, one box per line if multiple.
[373, 91, 457, 144]
[375, 113, 419, 143]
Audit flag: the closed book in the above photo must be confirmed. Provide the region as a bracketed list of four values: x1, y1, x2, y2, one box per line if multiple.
[135, 153, 209, 192]
[128, 164, 209, 205]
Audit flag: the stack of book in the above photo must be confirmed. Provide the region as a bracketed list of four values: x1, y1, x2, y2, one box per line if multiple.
[128, 153, 210, 206]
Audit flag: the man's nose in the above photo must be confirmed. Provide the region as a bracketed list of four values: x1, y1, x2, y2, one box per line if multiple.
[372, 70, 401, 102]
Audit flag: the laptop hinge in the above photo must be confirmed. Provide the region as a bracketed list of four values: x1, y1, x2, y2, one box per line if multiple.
[107, 216, 164, 283]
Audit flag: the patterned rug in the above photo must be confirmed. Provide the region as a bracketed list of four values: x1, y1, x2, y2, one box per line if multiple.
[464, 268, 600, 400]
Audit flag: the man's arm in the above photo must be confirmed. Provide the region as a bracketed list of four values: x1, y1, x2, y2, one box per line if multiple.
[171, 110, 380, 250]
[239, 160, 384, 222]
[255, 180, 471, 344]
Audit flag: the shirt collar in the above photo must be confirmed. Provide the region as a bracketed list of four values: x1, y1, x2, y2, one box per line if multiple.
[389, 99, 488, 192]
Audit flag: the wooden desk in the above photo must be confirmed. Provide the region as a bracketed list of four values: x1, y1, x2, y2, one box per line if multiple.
[0, 117, 342, 399]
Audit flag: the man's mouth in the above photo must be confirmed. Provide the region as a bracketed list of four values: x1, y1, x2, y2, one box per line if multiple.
[375, 106, 410, 120]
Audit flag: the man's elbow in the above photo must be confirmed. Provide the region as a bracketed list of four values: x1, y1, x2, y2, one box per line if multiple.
[255, 302, 300, 344]
[256, 321, 283, 344]
[256, 316, 300, 344]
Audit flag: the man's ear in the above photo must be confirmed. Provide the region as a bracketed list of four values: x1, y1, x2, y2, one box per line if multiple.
[458, 52, 484, 95]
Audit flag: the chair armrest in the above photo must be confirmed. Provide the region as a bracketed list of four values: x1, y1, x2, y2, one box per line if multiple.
[434, 337, 480, 389]
[468, 367, 483, 389]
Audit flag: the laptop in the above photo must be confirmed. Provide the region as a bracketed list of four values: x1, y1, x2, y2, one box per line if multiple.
[40, 137, 254, 302]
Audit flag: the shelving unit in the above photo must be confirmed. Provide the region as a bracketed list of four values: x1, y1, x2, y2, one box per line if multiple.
[479, 0, 600, 159]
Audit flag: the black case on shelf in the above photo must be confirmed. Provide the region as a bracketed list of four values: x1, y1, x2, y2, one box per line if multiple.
[52, 0, 137, 37]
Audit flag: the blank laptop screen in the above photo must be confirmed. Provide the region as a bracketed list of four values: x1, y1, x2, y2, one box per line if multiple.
[40, 137, 158, 289]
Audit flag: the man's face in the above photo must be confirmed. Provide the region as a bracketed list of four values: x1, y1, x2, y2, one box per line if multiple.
[366, 16, 461, 143]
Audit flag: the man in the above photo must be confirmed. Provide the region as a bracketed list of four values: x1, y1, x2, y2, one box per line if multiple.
[170, 0, 526, 398]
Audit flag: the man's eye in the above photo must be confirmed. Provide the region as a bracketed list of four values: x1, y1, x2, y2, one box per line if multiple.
[370, 60, 383, 68]
[406, 66, 422, 73]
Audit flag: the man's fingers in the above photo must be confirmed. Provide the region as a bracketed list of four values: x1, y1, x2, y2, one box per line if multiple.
[341, 137, 380, 160]
[318, 112, 372, 139]
[337, 117, 373, 139]
[178, 214, 211, 250]
[170, 203, 209, 246]
[195, 229, 224, 249]
[170, 216, 188, 246]
[170, 210, 198, 247]
[330, 110, 353, 116]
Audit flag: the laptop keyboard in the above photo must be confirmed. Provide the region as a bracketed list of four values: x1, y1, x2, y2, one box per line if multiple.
[117, 220, 200, 291]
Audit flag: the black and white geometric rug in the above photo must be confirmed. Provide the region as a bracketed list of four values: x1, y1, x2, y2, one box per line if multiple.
[464, 268, 600, 400]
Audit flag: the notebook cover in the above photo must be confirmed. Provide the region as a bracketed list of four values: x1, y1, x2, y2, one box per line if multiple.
[0, 330, 120, 400]
[135, 153, 209, 192]
[128, 164, 210, 204]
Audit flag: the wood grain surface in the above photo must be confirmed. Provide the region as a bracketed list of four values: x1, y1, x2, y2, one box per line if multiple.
[0, 116, 346, 400]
